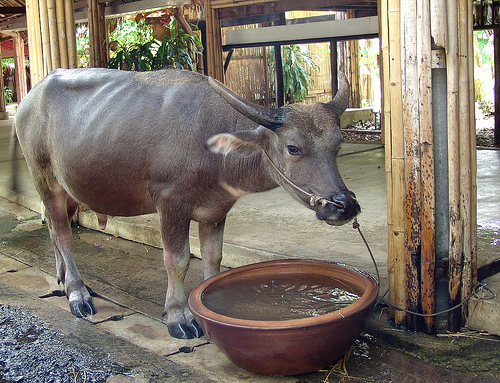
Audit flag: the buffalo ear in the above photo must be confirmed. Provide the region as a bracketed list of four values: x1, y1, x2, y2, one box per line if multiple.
[206, 127, 274, 156]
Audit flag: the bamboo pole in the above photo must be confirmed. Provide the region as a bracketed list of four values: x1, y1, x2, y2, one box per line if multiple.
[379, 0, 394, 319]
[382, 0, 474, 333]
[446, 0, 462, 332]
[47, 0, 61, 70]
[25, 0, 36, 83]
[458, 0, 475, 320]
[402, 0, 422, 331]
[380, 0, 407, 326]
[39, 0, 52, 75]
[56, 0, 69, 68]
[468, 0, 478, 294]
[418, 0, 436, 333]
[64, 0, 77, 68]
[347, 10, 360, 108]
[33, 0, 44, 83]
[379, 0, 394, 321]
[390, 0, 406, 327]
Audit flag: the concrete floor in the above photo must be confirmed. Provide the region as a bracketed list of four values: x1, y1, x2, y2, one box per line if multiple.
[1, 115, 499, 382]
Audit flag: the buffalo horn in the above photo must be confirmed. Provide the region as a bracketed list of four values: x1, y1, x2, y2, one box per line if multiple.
[328, 73, 350, 116]
[208, 77, 285, 130]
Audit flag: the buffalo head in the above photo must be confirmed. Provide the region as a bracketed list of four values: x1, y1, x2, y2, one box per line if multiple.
[206, 74, 360, 226]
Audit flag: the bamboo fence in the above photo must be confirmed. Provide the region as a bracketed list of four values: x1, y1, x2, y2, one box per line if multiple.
[25, 0, 77, 86]
[380, 0, 476, 332]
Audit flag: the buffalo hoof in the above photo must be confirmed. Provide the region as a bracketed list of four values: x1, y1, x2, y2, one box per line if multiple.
[168, 320, 204, 339]
[69, 298, 97, 318]
[187, 320, 204, 338]
[168, 323, 194, 339]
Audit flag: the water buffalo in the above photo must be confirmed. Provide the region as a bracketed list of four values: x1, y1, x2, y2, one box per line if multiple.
[14, 68, 360, 339]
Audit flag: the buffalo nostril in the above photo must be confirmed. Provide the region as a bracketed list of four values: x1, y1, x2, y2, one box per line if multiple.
[331, 198, 347, 210]
[330, 191, 359, 212]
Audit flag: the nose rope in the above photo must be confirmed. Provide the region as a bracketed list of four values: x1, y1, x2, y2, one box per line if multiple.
[262, 151, 344, 208]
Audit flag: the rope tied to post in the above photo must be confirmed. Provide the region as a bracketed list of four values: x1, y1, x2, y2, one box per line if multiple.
[353, 218, 497, 318]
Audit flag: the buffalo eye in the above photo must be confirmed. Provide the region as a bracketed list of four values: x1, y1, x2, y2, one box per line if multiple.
[287, 145, 301, 156]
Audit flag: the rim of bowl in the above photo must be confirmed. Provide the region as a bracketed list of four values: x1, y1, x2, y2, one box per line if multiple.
[188, 259, 379, 330]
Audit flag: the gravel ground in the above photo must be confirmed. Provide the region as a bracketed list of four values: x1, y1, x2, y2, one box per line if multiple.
[0, 305, 126, 383]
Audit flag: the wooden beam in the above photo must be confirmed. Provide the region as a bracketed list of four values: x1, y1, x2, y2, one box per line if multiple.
[0, 7, 26, 14]
[224, 16, 378, 50]
[215, 0, 377, 18]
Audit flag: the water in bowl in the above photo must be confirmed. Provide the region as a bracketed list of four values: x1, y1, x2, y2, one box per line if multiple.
[201, 274, 360, 321]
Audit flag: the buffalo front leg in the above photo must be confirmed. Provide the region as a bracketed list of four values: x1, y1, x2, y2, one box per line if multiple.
[43, 184, 96, 317]
[199, 218, 226, 280]
[159, 211, 203, 339]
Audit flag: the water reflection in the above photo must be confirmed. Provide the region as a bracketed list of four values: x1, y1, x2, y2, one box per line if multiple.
[202, 275, 360, 321]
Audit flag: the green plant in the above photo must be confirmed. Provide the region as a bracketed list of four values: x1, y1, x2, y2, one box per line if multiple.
[106, 18, 202, 71]
[268, 45, 320, 103]
[76, 19, 153, 67]
[4, 86, 13, 104]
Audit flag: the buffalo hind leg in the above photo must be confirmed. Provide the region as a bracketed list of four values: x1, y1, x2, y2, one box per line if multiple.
[159, 209, 203, 339]
[199, 218, 225, 279]
[43, 183, 96, 317]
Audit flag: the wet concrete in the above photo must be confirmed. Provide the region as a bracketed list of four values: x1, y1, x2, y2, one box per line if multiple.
[0, 201, 499, 382]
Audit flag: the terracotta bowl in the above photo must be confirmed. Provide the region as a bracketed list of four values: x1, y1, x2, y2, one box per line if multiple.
[188, 259, 379, 376]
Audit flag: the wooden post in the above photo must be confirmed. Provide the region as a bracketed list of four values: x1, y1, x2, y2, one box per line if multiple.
[88, 0, 107, 67]
[12, 33, 28, 102]
[274, 45, 284, 107]
[330, 40, 338, 98]
[0, 46, 7, 119]
[98, 1, 107, 67]
[88, 0, 95, 66]
[263, 46, 270, 106]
